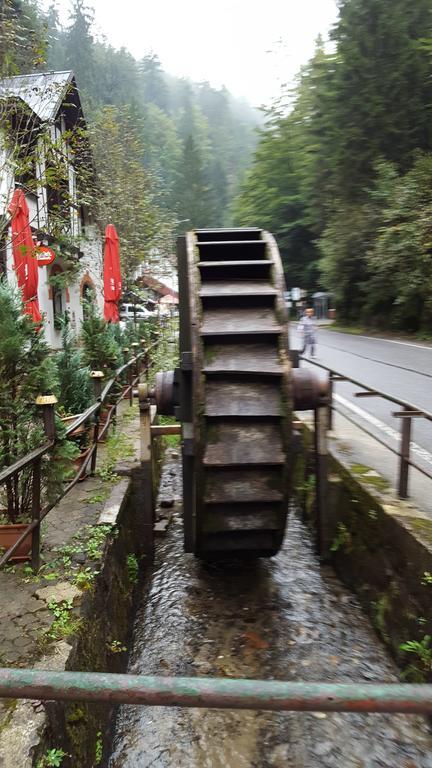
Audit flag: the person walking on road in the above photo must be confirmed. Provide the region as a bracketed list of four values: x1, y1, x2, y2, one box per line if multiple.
[298, 307, 317, 357]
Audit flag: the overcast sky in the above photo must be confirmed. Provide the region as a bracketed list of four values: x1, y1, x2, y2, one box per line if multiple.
[48, 0, 339, 107]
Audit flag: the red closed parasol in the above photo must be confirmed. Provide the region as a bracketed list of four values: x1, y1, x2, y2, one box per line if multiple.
[103, 224, 122, 322]
[8, 189, 42, 325]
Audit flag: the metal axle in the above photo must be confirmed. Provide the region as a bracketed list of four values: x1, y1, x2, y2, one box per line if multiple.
[0, 669, 431, 714]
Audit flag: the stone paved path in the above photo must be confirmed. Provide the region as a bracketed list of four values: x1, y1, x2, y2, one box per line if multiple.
[0, 399, 141, 729]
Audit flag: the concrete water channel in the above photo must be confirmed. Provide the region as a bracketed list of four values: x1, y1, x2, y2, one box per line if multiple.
[109, 455, 432, 768]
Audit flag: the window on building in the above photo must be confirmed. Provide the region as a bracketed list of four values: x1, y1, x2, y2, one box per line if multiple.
[51, 266, 65, 330]
[82, 281, 94, 320]
[0, 236, 7, 278]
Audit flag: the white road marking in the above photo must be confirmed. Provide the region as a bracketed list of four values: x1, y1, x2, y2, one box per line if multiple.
[334, 393, 432, 468]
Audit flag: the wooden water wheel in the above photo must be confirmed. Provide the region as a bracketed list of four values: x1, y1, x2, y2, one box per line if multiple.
[174, 228, 293, 557]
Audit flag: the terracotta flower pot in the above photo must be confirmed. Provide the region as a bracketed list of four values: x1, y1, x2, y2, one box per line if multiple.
[61, 414, 89, 439]
[73, 445, 92, 481]
[97, 405, 114, 443]
[0, 523, 32, 562]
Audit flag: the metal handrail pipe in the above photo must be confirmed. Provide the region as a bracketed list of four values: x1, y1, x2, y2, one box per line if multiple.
[0, 442, 98, 568]
[0, 670, 431, 714]
[300, 356, 432, 422]
[65, 402, 100, 437]
[0, 441, 53, 484]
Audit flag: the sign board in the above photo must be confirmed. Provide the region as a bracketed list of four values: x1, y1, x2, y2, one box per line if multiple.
[36, 245, 56, 267]
[291, 287, 301, 302]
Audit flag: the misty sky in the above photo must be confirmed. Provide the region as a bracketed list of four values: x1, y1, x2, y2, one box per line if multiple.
[48, 0, 339, 106]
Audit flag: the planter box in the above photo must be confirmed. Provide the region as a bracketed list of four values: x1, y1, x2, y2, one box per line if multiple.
[0, 523, 32, 562]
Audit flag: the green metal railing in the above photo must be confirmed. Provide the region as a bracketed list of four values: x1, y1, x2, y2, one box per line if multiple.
[0, 669, 431, 713]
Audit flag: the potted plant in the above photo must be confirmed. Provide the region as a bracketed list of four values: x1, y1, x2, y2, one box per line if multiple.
[0, 282, 77, 560]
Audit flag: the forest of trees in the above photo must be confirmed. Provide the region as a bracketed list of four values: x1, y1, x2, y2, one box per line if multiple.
[235, 0, 432, 333]
[0, 0, 259, 283]
[4, 0, 432, 332]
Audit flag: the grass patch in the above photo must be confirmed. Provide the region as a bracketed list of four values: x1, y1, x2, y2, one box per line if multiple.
[158, 415, 180, 448]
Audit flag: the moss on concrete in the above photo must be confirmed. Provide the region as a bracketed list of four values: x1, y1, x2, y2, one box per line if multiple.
[349, 463, 390, 491]
[37, 480, 147, 768]
[296, 421, 432, 678]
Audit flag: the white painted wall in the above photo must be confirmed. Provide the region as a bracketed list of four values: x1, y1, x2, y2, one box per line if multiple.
[5, 221, 103, 350]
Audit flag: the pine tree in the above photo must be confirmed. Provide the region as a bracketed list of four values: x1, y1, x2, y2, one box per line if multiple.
[0, 281, 76, 522]
[80, 298, 121, 375]
[0, 0, 47, 76]
[176, 135, 213, 228]
[56, 318, 93, 416]
[64, 0, 95, 107]
[139, 53, 169, 111]
[330, 0, 432, 201]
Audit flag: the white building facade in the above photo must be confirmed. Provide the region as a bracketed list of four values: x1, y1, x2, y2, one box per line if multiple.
[0, 71, 103, 348]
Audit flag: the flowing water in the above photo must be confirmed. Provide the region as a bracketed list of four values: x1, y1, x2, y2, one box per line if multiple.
[109, 454, 432, 767]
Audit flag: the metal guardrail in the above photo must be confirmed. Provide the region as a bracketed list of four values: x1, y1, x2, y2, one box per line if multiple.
[299, 354, 432, 499]
[0, 669, 431, 714]
[0, 344, 155, 572]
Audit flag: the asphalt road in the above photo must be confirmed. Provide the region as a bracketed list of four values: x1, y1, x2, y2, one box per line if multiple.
[291, 326, 432, 504]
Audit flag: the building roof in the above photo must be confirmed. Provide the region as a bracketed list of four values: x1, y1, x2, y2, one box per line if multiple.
[0, 71, 75, 122]
[140, 273, 179, 299]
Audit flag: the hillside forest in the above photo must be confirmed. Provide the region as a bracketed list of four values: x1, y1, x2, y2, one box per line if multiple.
[235, 0, 432, 333]
[3, 0, 432, 332]
[0, 0, 259, 284]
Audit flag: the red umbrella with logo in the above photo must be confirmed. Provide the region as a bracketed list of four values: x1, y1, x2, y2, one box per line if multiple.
[103, 224, 122, 322]
[8, 189, 42, 325]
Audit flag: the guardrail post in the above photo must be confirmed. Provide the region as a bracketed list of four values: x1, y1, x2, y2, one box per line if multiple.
[398, 414, 412, 499]
[34, 394, 57, 571]
[128, 362, 133, 407]
[138, 383, 154, 561]
[122, 347, 129, 390]
[131, 342, 140, 379]
[90, 371, 104, 475]
[31, 457, 41, 572]
[36, 394, 57, 442]
[328, 371, 334, 431]
[314, 402, 328, 557]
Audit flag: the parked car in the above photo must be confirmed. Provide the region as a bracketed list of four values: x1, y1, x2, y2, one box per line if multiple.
[119, 303, 154, 321]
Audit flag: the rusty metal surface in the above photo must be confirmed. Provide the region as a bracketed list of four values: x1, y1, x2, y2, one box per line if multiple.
[154, 370, 176, 416]
[292, 368, 328, 411]
[1, 668, 432, 714]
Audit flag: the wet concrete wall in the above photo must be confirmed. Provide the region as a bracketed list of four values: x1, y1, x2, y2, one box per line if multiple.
[294, 423, 432, 680]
